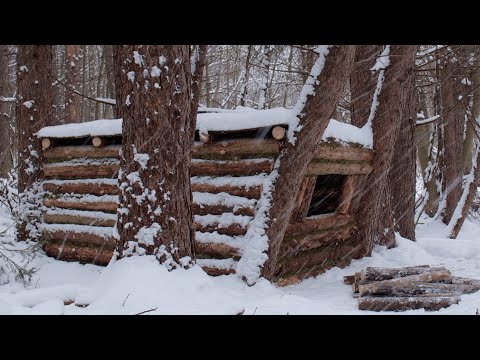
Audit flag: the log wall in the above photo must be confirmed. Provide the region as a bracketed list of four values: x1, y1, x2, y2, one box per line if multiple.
[39, 129, 373, 281]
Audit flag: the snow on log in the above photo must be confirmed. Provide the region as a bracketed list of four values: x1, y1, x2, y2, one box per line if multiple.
[43, 212, 116, 227]
[195, 242, 242, 259]
[359, 265, 445, 282]
[43, 197, 118, 213]
[358, 280, 480, 297]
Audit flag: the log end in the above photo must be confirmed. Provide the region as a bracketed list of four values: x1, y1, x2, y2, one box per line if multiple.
[272, 126, 286, 140]
[92, 137, 103, 147]
[42, 138, 51, 150]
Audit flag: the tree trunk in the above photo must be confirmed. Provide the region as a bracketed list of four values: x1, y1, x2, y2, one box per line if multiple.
[356, 46, 417, 255]
[260, 45, 356, 281]
[389, 52, 417, 240]
[0, 45, 12, 178]
[64, 45, 81, 123]
[239, 45, 252, 107]
[257, 45, 272, 109]
[103, 45, 115, 103]
[349, 45, 383, 215]
[115, 45, 195, 267]
[351, 45, 383, 127]
[440, 52, 465, 224]
[16, 45, 53, 241]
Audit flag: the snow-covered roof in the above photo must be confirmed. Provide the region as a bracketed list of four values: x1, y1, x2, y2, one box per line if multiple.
[36, 107, 372, 148]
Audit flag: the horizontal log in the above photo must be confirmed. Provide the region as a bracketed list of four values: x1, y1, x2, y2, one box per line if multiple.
[352, 272, 363, 293]
[201, 266, 236, 276]
[343, 275, 356, 285]
[357, 270, 454, 297]
[43, 213, 116, 227]
[314, 145, 373, 162]
[195, 242, 241, 258]
[43, 243, 113, 266]
[192, 138, 279, 159]
[195, 223, 247, 236]
[44, 145, 121, 160]
[358, 281, 480, 297]
[43, 182, 119, 196]
[306, 161, 372, 176]
[42, 229, 116, 250]
[281, 223, 356, 256]
[190, 183, 262, 199]
[359, 265, 444, 282]
[43, 198, 118, 213]
[277, 236, 364, 277]
[191, 159, 273, 177]
[286, 213, 353, 238]
[43, 164, 120, 179]
[192, 203, 254, 217]
[452, 277, 480, 287]
[358, 296, 460, 312]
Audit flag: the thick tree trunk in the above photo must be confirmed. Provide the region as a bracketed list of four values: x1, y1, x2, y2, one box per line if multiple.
[0, 45, 12, 178]
[115, 45, 195, 267]
[351, 45, 383, 127]
[389, 58, 417, 240]
[349, 45, 383, 216]
[16, 45, 53, 241]
[356, 46, 417, 255]
[261, 45, 356, 280]
[64, 45, 81, 123]
[440, 53, 465, 224]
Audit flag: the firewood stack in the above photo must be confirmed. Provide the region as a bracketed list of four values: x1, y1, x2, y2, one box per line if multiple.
[344, 265, 480, 312]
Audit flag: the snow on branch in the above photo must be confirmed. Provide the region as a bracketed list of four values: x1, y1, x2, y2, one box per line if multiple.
[288, 45, 331, 145]
[416, 115, 441, 126]
[0, 96, 15, 102]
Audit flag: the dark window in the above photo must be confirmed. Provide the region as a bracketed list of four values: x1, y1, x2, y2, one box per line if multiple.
[307, 175, 346, 216]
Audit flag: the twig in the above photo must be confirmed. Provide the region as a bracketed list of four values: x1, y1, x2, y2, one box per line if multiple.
[122, 293, 130, 307]
[134, 307, 158, 315]
[52, 76, 116, 106]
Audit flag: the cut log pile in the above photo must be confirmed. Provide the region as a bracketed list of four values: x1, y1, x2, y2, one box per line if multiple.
[344, 265, 480, 311]
[38, 122, 374, 280]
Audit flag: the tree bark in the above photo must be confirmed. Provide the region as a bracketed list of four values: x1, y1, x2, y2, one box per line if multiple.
[261, 45, 356, 280]
[389, 51, 417, 240]
[351, 45, 383, 127]
[64, 45, 81, 123]
[349, 45, 383, 215]
[115, 45, 195, 266]
[16, 45, 54, 241]
[0, 45, 12, 178]
[103, 45, 115, 103]
[440, 51, 466, 224]
[356, 46, 417, 255]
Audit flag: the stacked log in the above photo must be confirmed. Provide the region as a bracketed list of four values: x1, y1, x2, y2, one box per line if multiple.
[345, 266, 480, 311]
[39, 124, 374, 279]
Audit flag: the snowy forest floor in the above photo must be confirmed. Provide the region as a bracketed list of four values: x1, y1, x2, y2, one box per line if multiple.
[1, 206, 480, 314]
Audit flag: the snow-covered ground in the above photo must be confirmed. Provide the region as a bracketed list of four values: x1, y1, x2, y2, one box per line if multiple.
[1, 206, 479, 315]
